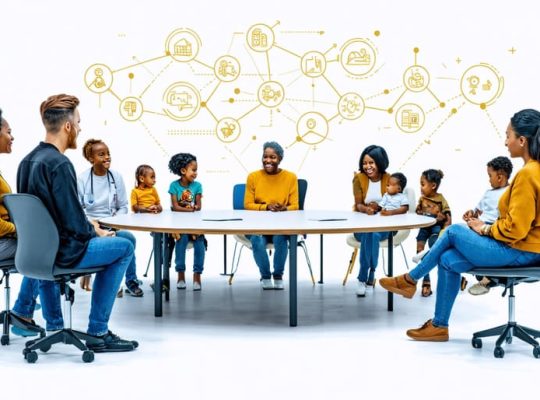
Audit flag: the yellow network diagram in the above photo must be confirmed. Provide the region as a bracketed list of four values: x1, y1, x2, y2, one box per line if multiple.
[84, 23, 504, 167]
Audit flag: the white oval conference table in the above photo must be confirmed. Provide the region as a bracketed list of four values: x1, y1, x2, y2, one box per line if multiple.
[101, 210, 435, 326]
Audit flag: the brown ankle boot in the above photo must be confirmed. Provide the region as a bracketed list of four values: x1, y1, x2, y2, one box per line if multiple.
[193, 273, 202, 291]
[80, 275, 92, 291]
[406, 319, 449, 342]
[379, 273, 417, 298]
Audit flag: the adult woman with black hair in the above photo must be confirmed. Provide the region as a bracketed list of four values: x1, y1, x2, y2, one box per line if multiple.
[380, 109, 540, 342]
[352, 145, 392, 297]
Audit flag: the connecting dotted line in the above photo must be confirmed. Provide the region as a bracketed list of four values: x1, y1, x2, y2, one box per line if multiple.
[139, 120, 168, 157]
[484, 108, 503, 139]
[167, 129, 214, 136]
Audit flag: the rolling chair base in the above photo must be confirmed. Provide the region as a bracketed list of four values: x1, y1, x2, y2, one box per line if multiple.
[1, 310, 46, 346]
[472, 322, 540, 359]
[23, 328, 95, 363]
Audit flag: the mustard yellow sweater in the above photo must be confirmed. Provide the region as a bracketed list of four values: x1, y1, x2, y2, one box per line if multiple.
[244, 169, 299, 211]
[0, 174, 15, 237]
[492, 160, 540, 253]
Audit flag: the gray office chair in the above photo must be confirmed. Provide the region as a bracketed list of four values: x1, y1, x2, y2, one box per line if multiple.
[4, 193, 106, 363]
[228, 179, 315, 285]
[343, 186, 416, 285]
[1, 259, 45, 345]
[468, 266, 540, 358]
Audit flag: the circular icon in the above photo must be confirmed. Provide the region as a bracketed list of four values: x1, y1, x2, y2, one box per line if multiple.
[460, 63, 504, 106]
[403, 65, 430, 92]
[165, 28, 201, 62]
[340, 38, 377, 76]
[257, 81, 285, 108]
[300, 51, 327, 78]
[162, 82, 201, 121]
[119, 97, 144, 122]
[395, 103, 425, 133]
[216, 117, 241, 143]
[214, 55, 241, 82]
[84, 64, 113, 94]
[296, 112, 329, 145]
[338, 92, 365, 120]
[246, 24, 275, 52]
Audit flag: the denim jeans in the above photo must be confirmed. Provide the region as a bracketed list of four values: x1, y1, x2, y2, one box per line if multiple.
[174, 234, 205, 274]
[416, 225, 443, 282]
[409, 224, 540, 327]
[38, 236, 133, 336]
[247, 235, 289, 279]
[353, 231, 391, 283]
[116, 230, 138, 284]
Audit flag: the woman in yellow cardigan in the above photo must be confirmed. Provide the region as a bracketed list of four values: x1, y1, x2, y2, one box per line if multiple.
[352, 145, 391, 297]
[244, 141, 298, 290]
[380, 108, 540, 342]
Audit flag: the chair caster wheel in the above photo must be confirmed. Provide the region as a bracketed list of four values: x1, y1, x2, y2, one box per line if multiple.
[471, 337, 482, 349]
[23, 348, 30, 358]
[82, 350, 94, 363]
[533, 347, 540, 359]
[26, 350, 38, 363]
[1, 334, 9, 346]
[40, 344, 51, 353]
[494, 346, 505, 358]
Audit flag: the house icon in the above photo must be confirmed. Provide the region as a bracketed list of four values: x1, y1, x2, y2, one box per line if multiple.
[174, 38, 192, 57]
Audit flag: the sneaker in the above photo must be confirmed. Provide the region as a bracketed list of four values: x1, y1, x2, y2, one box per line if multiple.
[125, 280, 144, 297]
[273, 278, 284, 290]
[261, 279, 274, 290]
[356, 281, 367, 297]
[406, 319, 449, 342]
[379, 274, 417, 299]
[176, 280, 187, 290]
[468, 282, 490, 296]
[85, 330, 138, 353]
[11, 325, 39, 337]
[412, 248, 429, 264]
[193, 273, 202, 291]
[135, 279, 143, 286]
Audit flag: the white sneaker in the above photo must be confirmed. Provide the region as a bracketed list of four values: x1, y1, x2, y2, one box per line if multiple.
[468, 282, 490, 296]
[356, 281, 367, 297]
[412, 248, 429, 264]
[261, 279, 274, 290]
[273, 279, 284, 290]
[193, 281, 201, 291]
[176, 280, 187, 290]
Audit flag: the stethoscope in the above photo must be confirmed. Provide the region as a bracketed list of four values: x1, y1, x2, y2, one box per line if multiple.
[82, 168, 119, 215]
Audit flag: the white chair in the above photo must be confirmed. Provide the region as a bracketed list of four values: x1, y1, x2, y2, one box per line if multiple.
[228, 179, 315, 285]
[342, 186, 416, 285]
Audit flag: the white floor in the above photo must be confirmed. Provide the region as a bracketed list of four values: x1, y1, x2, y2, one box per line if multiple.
[1, 251, 539, 399]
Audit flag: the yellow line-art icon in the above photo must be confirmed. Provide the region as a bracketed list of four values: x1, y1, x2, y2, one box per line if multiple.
[165, 28, 202, 62]
[257, 81, 285, 108]
[395, 103, 425, 133]
[247, 24, 275, 52]
[459, 63, 504, 108]
[163, 82, 201, 121]
[300, 51, 327, 78]
[84, 64, 113, 94]
[214, 55, 241, 82]
[339, 38, 377, 76]
[216, 117, 241, 143]
[119, 97, 144, 122]
[338, 92, 365, 120]
[403, 65, 430, 92]
[296, 112, 329, 145]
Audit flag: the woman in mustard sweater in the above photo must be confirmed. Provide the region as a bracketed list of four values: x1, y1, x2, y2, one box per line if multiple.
[244, 141, 298, 290]
[379, 109, 540, 342]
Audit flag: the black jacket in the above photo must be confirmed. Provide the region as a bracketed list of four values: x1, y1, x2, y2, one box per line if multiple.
[17, 142, 96, 268]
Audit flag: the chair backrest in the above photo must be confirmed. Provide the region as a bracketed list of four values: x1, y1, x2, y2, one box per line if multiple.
[404, 187, 416, 214]
[232, 178, 307, 210]
[4, 194, 59, 280]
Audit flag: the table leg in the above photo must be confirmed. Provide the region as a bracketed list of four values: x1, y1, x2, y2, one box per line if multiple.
[318, 234, 324, 284]
[223, 235, 227, 275]
[289, 235, 298, 327]
[153, 232, 163, 317]
[387, 232, 394, 312]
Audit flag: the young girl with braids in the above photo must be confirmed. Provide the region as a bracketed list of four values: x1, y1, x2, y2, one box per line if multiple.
[168, 153, 206, 291]
[131, 164, 162, 214]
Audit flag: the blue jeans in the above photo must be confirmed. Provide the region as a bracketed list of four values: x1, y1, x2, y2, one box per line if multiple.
[247, 235, 289, 279]
[38, 236, 133, 336]
[12, 277, 64, 331]
[174, 234, 205, 274]
[416, 225, 443, 282]
[116, 230, 139, 284]
[353, 231, 391, 283]
[409, 224, 540, 327]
